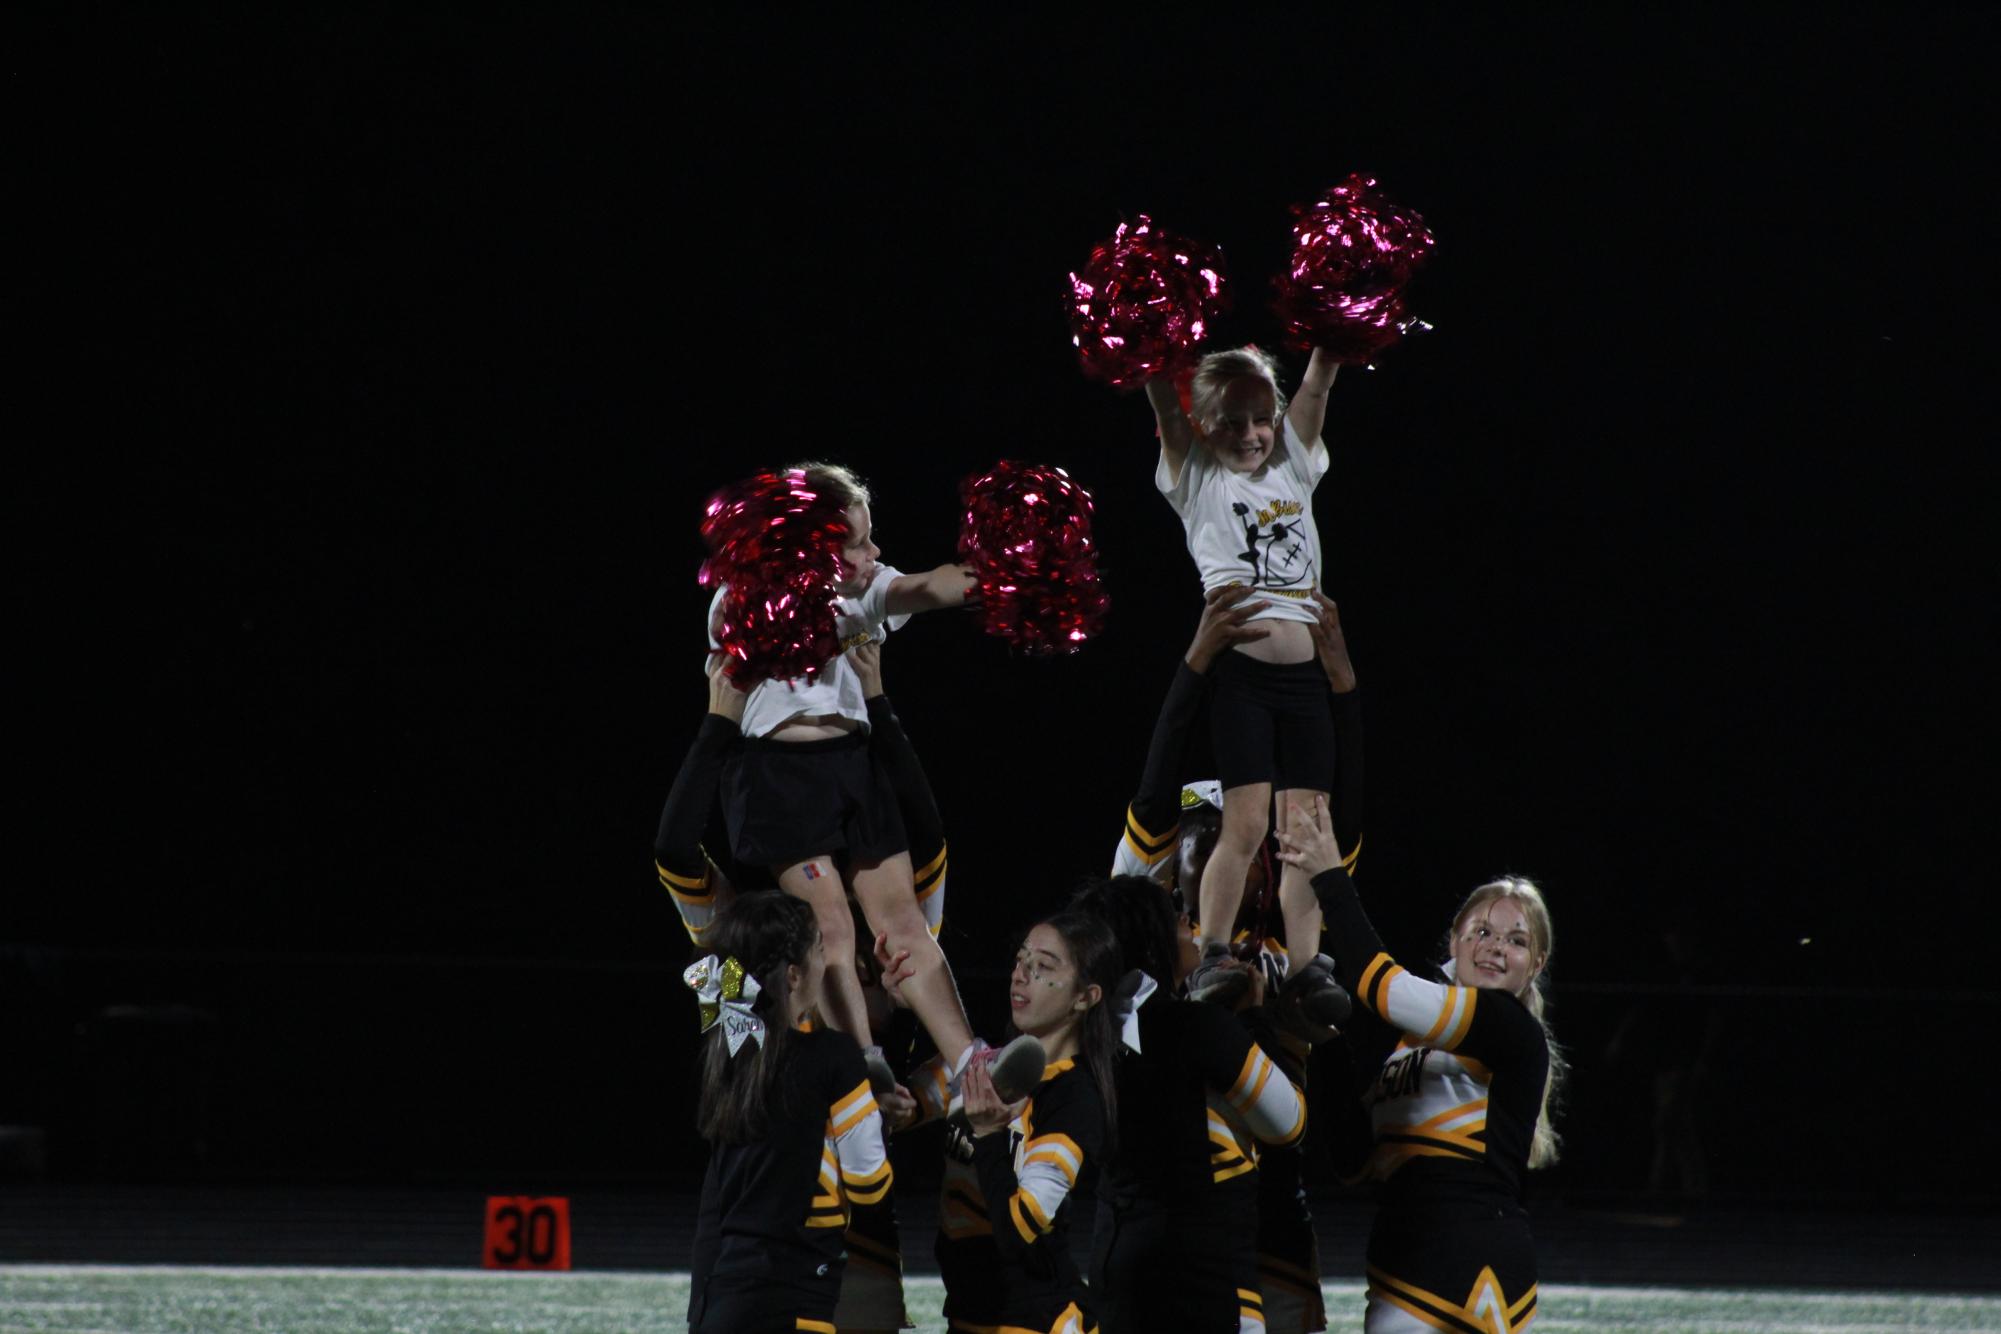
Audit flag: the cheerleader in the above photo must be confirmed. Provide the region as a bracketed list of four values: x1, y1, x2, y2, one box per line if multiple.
[686, 891, 893, 1334]
[1280, 799, 1565, 1333]
[893, 911, 1118, 1334]
[706, 462, 1004, 1093]
[1109, 586, 1362, 1331]
[1144, 346, 1344, 1009]
[1068, 874, 1308, 1334]
[656, 648, 938, 1333]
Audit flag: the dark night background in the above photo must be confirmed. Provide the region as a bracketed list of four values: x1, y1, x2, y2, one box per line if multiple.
[8, 3, 1998, 1220]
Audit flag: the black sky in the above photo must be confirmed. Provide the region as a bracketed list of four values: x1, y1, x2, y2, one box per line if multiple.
[17, 6, 1996, 992]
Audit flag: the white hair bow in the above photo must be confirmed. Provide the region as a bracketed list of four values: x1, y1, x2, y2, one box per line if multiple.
[1112, 969, 1158, 1053]
[684, 954, 766, 1055]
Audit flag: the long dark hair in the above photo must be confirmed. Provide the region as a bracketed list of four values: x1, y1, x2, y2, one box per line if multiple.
[1033, 909, 1122, 1150]
[1068, 874, 1180, 986]
[694, 891, 819, 1145]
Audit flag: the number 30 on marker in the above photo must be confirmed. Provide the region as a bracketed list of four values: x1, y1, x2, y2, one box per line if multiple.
[483, 1195, 572, 1270]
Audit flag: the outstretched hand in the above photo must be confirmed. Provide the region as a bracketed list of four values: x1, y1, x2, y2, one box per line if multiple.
[962, 1059, 1025, 1138]
[1307, 591, 1356, 694]
[1276, 793, 1345, 879]
[1186, 584, 1271, 673]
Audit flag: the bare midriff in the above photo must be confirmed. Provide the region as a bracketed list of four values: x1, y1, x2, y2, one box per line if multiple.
[1235, 617, 1316, 665]
[769, 714, 863, 741]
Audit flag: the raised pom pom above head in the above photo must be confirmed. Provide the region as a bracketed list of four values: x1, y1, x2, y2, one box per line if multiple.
[1271, 176, 1435, 364]
[958, 461, 1108, 656]
[698, 469, 853, 687]
[1066, 216, 1229, 388]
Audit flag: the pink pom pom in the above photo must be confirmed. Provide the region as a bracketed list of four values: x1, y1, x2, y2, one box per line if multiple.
[1272, 176, 1435, 363]
[958, 461, 1108, 656]
[1066, 216, 1229, 387]
[697, 470, 853, 687]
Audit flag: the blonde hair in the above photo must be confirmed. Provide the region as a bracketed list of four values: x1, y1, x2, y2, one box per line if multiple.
[782, 461, 871, 511]
[1448, 877, 1567, 1170]
[1188, 345, 1288, 433]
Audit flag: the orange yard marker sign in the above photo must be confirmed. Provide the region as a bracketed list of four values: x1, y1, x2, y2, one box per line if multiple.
[482, 1195, 572, 1270]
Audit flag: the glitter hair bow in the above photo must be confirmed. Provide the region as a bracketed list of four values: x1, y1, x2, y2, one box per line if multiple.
[1112, 969, 1159, 1053]
[684, 954, 766, 1055]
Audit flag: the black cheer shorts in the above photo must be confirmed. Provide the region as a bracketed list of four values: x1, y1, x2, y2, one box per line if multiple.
[1208, 651, 1338, 793]
[723, 731, 909, 870]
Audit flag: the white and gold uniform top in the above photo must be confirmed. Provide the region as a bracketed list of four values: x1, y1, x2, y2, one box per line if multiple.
[1157, 417, 1329, 625]
[706, 563, 910, 738]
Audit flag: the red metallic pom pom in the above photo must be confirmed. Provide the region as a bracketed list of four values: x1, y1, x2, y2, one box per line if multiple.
[1272, 176, 1435, 363]
[697, 469, 853, 687]
[958, 461, 1108, 656]
[1067, 216, 1229, 388]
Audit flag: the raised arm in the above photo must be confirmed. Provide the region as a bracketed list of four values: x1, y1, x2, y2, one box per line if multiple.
[1279, 797, 1543, 1070]
[1282, 347, 1340, 451]
[1114, 586, 1270, 876]
[653, 661, 744, 945]
[1309, 591, 1364, 869]
[1147, 377, 1197, 489]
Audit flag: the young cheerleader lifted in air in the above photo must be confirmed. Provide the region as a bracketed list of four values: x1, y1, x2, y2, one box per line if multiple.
[656, 643, 943, 1334]
[1146, 346, 1349, 1013]
[705, 462, 1042, 1099]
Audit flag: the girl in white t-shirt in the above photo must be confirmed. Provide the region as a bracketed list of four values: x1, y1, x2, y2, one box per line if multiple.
[708, 462, 1039, 1099]
[1145, 346, 1343, 1003]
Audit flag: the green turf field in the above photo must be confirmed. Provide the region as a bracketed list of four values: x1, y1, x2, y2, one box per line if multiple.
[1, 1266, 1996, 1333]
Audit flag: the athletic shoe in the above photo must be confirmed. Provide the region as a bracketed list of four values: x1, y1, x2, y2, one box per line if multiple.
[942, 1034, 1050, 1130]
[1279, 954, 1351, 1034]
[982, 1033, 1048, 1104]
[1185, 943, 1251, 1007]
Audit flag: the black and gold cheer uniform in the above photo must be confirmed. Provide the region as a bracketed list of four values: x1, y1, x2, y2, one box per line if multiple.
[1311, 865, 1548, 1334]
[662, 693, 943, 1329]
[1111, 660, 1366, 1333]
[931, 1058, 1105, 1334]
[689, 1028, 893, 1334]
[1092, 995, 1307, 1334]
